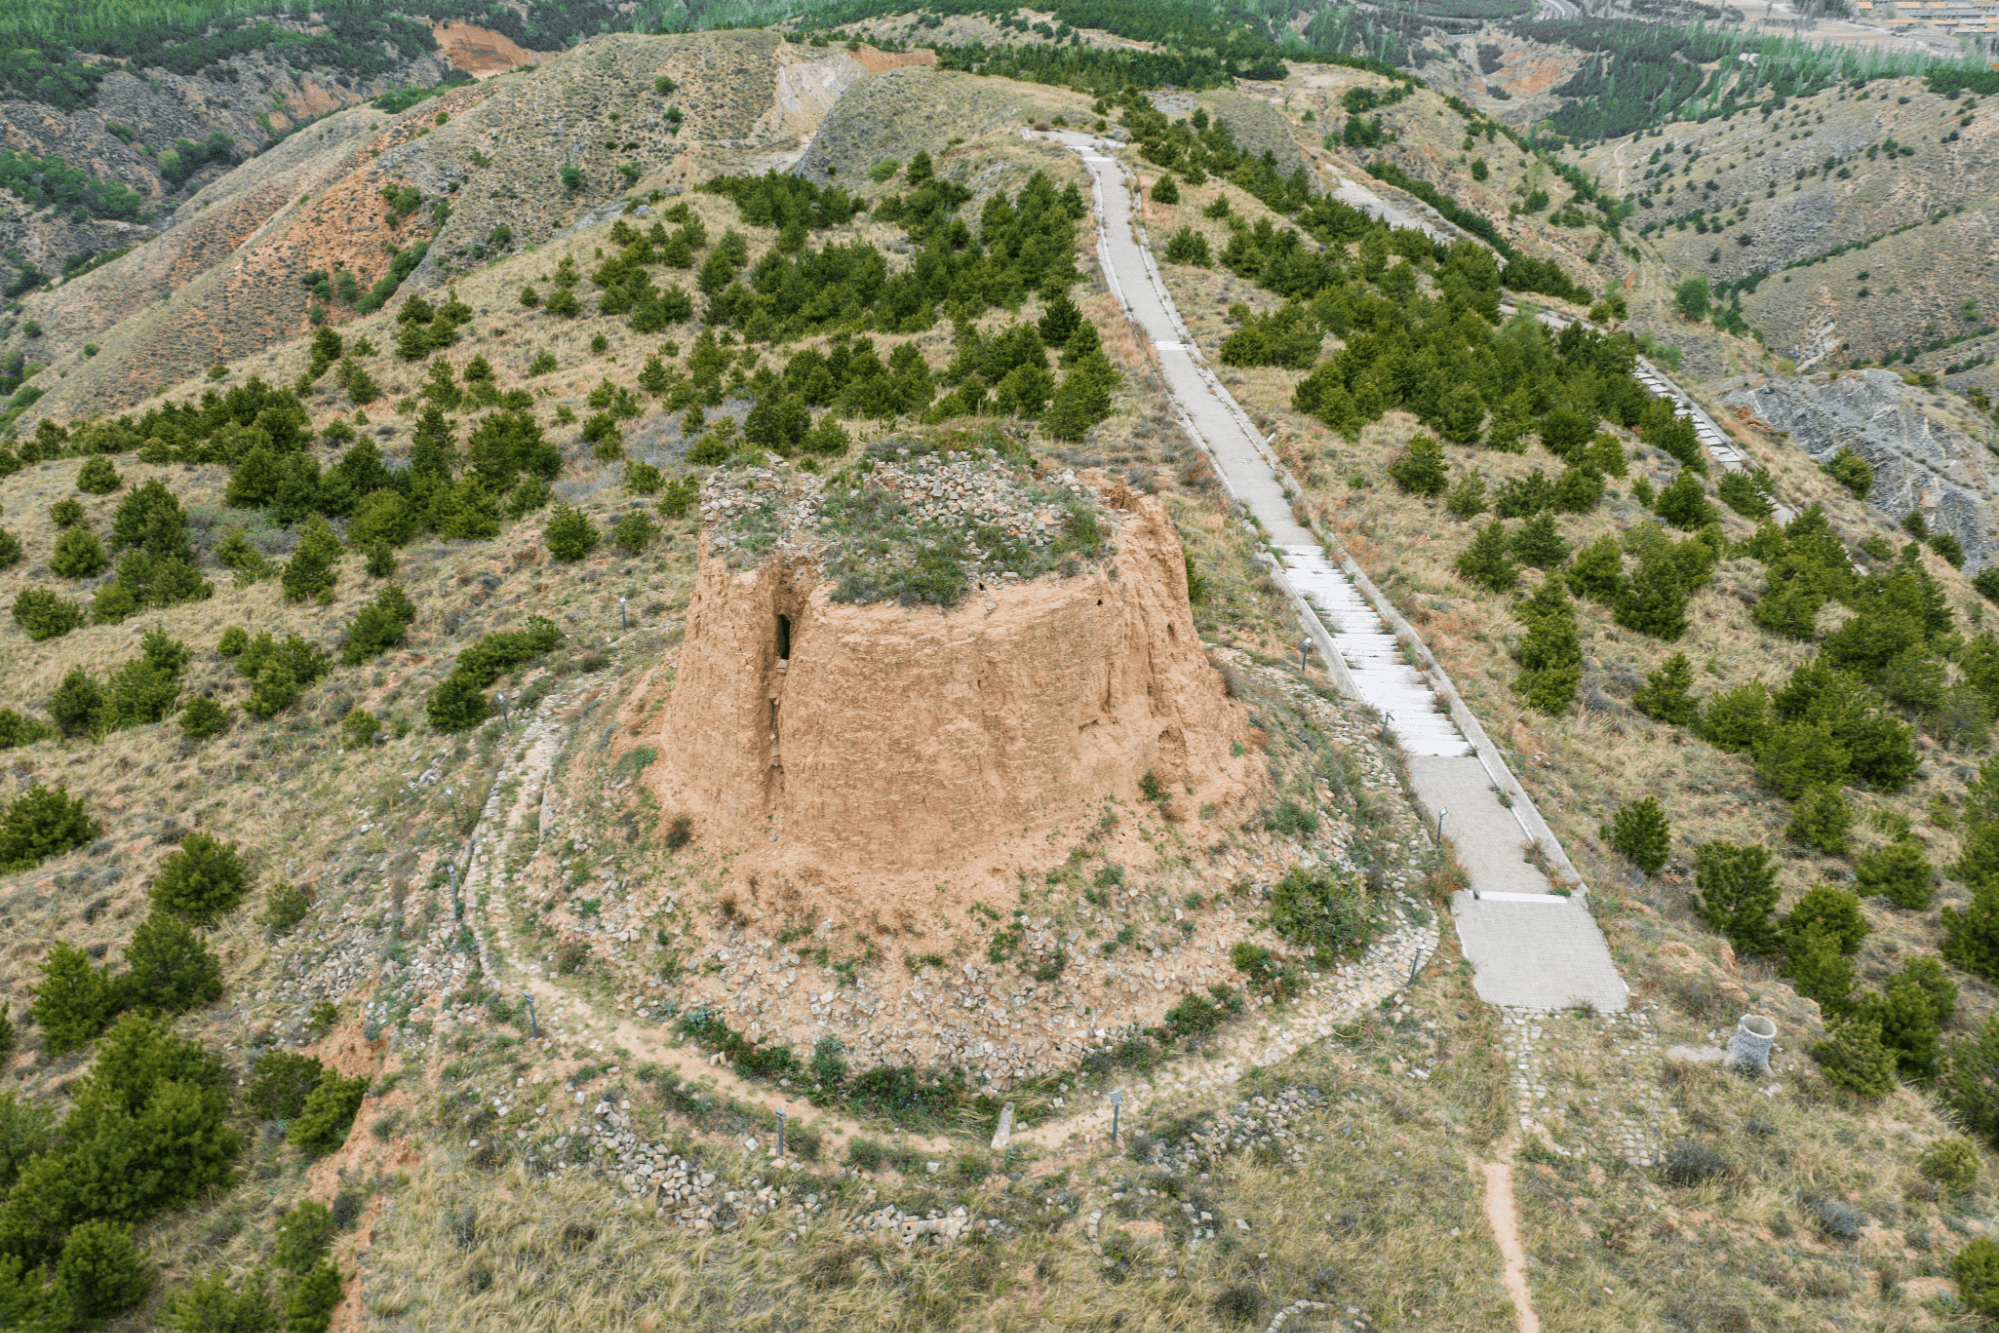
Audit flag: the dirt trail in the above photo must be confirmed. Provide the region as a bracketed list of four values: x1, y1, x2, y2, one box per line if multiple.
[1481, 1138, 1542, 1333]
[461, 695, 957, 1154]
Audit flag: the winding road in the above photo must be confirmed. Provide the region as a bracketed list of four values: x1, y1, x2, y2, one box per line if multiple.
[1043, 128, 1632, 1014]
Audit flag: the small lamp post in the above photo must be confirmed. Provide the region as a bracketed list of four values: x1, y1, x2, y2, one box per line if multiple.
[619, 595, 629, 630]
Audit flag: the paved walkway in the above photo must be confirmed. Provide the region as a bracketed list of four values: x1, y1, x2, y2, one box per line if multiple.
[1047, 129, 1628, 1013]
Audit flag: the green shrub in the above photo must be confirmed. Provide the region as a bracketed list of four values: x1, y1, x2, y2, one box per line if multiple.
[544, 505, 599, 562]
[49, 667, 104, 737]
[29, 942, 118, 1054]
[0, 784, 97, 870]
[245, 1052, 327, 1121]
[0, 529, 19, 570]
[48, 499, 83, 528]
[1785, 924, 1855, 1016]
[1825, 448, 1872, 499]
[1444, 471, 1487, 520]
[150, 833, 252, 925]
[282, 1262, 343, 1333]
[1716, 468, 1773, 519]
[1609, 798, 1671, 874]
[1631, 653, 1697, 726]
[1454, 520, 1518, 591]
[1150, 174, 1179, 204]
[288, 1073, 369, 1155]
[1787, 883, 1868, 953]
[162, 1268, 278, 1333]
[1510, 513, 1569, 568]
[179, 696, 230, 740]
[1754, 719, 1849, 800]
[1920, 1138, 1981, 1192]
[1856, 836, 1931, 909]
[1566, 533, 1625, 601]
[1268, 866, 1374, 962]
[55, 1219, 152, 1319]
[426, 619, 563, 731]
[50, 526, 107, 578]
[274, 1201, 336, 1274]
[217, 626, 249, 657]
[75, 457, 121, 495]
[1514, 577, 1580, 715]
[610, 512, 656, 554]
[1387, 436, 1448, 495]
[260, 882, 312, 938]
[120, 910, 224, 1014]
[1692, 841, 1781, 955]
[340, 585, 417, 665]
[1811, 1013, 1897, 1096]
[1857, 974, 1944, 1080]
[0, 708, 50, 750]
[1786, 786, 1853, 856]
[1611, 560, 1689, 640]
[340, 708, 380, 750]
[1652, 469, 1716, 530]
[1696, 681, 1772, 752]
[280, 516, 342, 603]
[1943, 877, 1999, 982]
[12, 589, 86, 640]
[1164, 226, 1211, 265]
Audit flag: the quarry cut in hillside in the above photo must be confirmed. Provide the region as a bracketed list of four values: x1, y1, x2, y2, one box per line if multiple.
[1720, 368, 1999, 573]
[646, 456, 1249, 902]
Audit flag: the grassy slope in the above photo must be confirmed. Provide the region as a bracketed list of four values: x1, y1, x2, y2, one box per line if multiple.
[1577, 72, 1999, 393]
[0, 65, 1558, 1332]
[1146, 68, 1999, 1331]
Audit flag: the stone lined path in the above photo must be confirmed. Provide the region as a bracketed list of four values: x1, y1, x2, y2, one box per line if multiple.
[1047, 127, 1628, 1015]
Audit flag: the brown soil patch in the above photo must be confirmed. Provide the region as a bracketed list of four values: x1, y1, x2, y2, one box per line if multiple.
[433, 20, 556, 78]
[850, 44, 939, 72]
[1503, 57, 1576, 98]
[645, 494, 1249, 904]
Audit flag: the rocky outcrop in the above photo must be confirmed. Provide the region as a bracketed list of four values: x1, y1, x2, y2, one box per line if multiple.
[1718, 368, 1999, 572]
[646, 494, 1249, 893]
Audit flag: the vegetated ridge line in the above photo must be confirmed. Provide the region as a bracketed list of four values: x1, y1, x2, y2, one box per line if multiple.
[1043, 128, 1627, 1013]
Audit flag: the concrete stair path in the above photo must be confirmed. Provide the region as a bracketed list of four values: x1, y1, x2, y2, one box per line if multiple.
[1043, 129, 1630, 1013]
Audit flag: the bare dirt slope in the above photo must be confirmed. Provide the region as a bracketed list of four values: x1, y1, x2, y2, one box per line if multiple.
[11, 31, 888, 427]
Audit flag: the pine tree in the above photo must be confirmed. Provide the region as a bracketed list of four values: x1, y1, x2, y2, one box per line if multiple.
[279, 516, 341, 604]
[1454, 520, 1518, 591]
[28, 942, 118, 1053]
[1857, 977, 1944, 1080]
[1857, 836, 1932, 909]
[150, 834, 252, 926]
[1388, 436, 1448, 495]
[1943, 877, 1999, 982]
[1613, 557, 1690, 640]
[1786, 923, 1856, 1016]
[1787, 882, 1869, 953]
[1697, 680, 1772, 752]
[1654, 468, 1717, 530]
[1786, 785, 1854, 855]
[1631, 653, 1697, 725]
[1567, 533, 1625, 601]
[120, 912, 223, 1014]
[1812, 1012, 1898, 1097]
[1444, 471, 1487, 520]
[1609, 798, 1671, 874]
[1511, 513, 1570, 568]
[1693, 840, 1782, 955]
[1037, 288, 1084, 347]
[1514, 578, 1581, 715]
